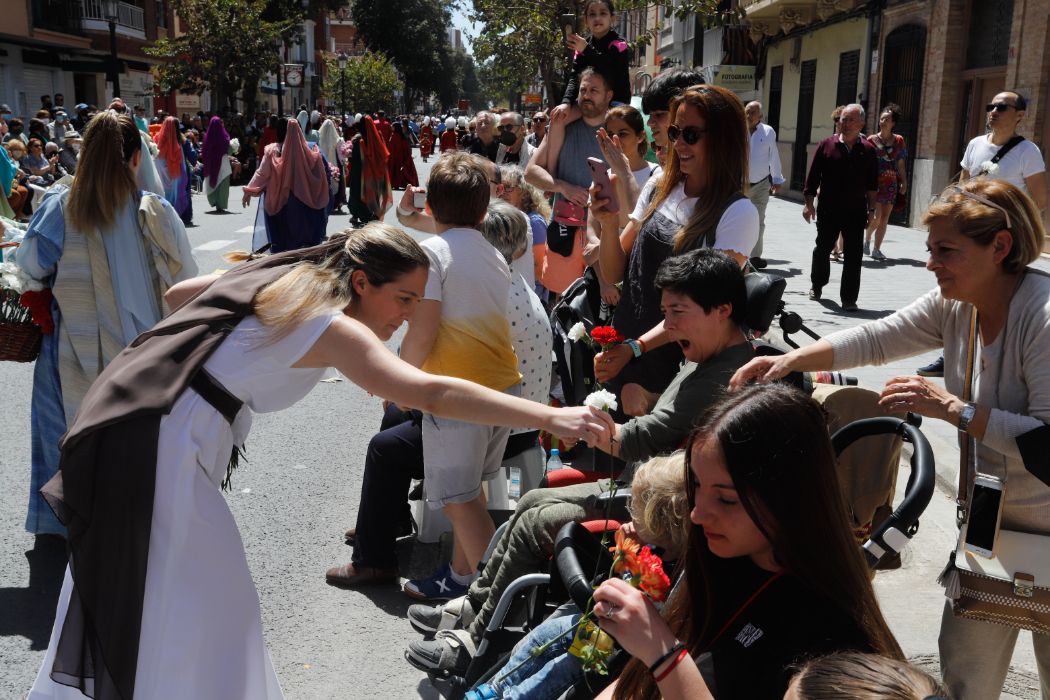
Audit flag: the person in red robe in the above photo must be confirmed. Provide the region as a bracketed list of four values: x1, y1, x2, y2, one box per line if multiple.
[439, 117, 458, 153]
[387, 122, 418, 190]
[375, 111, 393, 143]
[419, 117, 434, 162]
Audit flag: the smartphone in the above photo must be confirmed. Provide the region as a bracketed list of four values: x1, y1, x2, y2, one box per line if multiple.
[561, 13, 576, 38]
[413, 189, 427, 210]
[964, 474, 1005, 558]
[587, 157, 619, 214]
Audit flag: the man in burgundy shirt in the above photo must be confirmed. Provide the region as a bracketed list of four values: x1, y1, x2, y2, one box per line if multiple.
[802, 103, 878, 311]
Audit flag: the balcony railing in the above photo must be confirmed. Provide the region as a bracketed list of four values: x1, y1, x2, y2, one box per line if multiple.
[31, 0, 84, 35]
[81, 0, 146, 32]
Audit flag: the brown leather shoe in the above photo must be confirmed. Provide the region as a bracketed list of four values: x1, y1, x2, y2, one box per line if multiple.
[325, 563, 398, 589]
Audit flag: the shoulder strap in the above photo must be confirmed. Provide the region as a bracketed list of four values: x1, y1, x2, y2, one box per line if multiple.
[957, 307, 978, 525]
[992, 135, 1026, 164]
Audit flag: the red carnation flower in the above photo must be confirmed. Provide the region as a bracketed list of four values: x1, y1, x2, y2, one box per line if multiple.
[20, 289, 54, 335]
[590, 326, 624, 349]
[636, 546, 671, 602]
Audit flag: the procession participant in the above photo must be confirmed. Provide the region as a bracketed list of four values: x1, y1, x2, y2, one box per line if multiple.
[440, 117, 458, 152]
[345, 115, 392, 226]
[27, 223, 613, 700]
[388, 121, 419, 190]
[317, 118, 347, 214]
[201, 115, 234, 212]
[242, 118, 331, 253]
[13, 111, 196, 539]
[153, 115, 192, 225]
[420, 116, 435, 162]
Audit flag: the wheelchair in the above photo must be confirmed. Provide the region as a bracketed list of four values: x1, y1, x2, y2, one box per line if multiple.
[421, 272, 935, 699]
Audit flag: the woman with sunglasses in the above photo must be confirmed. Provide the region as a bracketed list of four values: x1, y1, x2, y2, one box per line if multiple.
[591, 84, 758, 404]
[591, 383, 902, 699]
[730, 178, 1050, 699]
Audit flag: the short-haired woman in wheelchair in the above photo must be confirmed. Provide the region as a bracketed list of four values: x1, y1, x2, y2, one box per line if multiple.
[591, 384, 902, 699]
[730, 179, 1049, 698]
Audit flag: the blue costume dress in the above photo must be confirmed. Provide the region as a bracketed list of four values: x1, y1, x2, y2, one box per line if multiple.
[16, 188, 197, 535]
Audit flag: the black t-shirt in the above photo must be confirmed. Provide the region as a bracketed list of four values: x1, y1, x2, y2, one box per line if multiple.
[688, 549, 873, 699]
[467, 136, 499, 162]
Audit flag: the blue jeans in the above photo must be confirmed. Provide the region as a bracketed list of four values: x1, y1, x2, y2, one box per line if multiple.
[477, 607, 585, 700]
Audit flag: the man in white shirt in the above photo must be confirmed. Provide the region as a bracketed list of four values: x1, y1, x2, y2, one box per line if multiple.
[960, 91, 1046, 212]
[744, 101, 785, 268]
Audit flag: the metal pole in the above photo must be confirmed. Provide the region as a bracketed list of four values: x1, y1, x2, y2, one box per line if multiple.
[109, 20, 121, 98]
[278, 66, 284, 119]
[340, 69, 346, 118]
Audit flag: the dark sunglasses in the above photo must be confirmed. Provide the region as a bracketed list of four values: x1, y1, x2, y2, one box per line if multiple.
[986, 102, 1018, 113]
[667, 125, 707, 145]
[533, 116, 547, 122]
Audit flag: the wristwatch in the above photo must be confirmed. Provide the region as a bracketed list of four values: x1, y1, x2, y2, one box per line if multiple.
[958, 402, 977, 433]
[624, 338, 644, 358]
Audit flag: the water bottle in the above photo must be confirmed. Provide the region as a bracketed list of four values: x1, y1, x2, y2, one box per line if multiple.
[508, 466, 522, 500]
[546, 448, 565, 472]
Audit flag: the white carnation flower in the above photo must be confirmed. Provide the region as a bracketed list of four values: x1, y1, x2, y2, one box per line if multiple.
[567, 322, 587, 342]
[583, 388, 618, 412]
[979, 160, 999, 176]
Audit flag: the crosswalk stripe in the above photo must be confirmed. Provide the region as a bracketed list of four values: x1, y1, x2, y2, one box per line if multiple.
[193, 239, 236, 252]
[234, 226, 254, 234]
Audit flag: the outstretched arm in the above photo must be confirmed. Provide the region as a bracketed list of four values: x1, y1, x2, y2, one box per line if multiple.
[296, 315, 615, 445]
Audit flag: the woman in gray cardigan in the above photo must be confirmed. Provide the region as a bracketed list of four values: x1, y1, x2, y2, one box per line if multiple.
[730, 178, 1049, 699]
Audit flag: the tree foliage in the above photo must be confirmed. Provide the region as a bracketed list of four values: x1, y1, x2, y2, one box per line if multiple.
[350, 0, 454, 112]
[147, 0, 298, 114]
[468, 0, 740, 103]
[322, 50, 403, 115]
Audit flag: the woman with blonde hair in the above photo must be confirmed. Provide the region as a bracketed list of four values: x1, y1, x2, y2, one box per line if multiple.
[732, 178, 1050, 698]
[13, 110, 197, 538]
[498, 164, 551, 292]
[591, 84, 759, 405]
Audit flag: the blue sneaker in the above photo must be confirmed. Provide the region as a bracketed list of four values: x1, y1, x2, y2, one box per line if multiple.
[403, 563, 470, 602]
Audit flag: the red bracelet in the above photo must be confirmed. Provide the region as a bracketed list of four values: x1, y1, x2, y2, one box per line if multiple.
[653, 647, 689, 682]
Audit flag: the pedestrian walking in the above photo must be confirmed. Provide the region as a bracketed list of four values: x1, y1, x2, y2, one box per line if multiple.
[961, 90, 1047, 213]
[419, 116, 434, 162]
[744, 100, 785, 269]
[864, 103, 908, 261]
[387, 121, 419, 190]
[317, 118, 346, 214]
[26, 225, 613, 700]
[803, 103, 878, 312]
[242, 118, 331, 253]
[201, 116, 233, 212]
[153, 115, 192, 225]
[11, 111, 197, 538]
[732, 178, 1050, 700]
[440, 117, 458, 152]
[346, 115, 392, 226]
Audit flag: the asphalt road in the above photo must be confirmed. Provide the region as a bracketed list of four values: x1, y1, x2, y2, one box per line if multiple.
[0, 156, 446, 699]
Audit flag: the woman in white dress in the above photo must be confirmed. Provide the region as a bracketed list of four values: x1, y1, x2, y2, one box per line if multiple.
[29, 222, 614, 700]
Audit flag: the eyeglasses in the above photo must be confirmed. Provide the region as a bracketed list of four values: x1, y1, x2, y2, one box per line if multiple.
[667, 125, 707, 145]
[985, 103, 1018, 113]
[935, 184, 1012, 230]
[490, 170, 502, 186]
[498, 124, 519, 132]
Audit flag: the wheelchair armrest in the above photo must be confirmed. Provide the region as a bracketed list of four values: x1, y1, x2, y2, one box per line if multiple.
[541, 468, 626, 489]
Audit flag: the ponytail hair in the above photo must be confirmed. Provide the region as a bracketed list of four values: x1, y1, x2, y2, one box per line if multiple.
[67, 111, 141, 231]
[253, 222, 428, 339]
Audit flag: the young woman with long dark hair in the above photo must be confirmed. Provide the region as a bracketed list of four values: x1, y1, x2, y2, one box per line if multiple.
[592, 384, 902, 699]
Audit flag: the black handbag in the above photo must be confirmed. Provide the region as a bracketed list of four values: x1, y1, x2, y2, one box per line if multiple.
[550, 267, 603, 406]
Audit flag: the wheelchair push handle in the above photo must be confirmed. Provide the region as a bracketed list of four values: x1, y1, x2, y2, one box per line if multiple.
[831, 414, 935, 569]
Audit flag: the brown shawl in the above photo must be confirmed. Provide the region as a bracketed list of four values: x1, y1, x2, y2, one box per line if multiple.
[40, 236, 346, 699]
